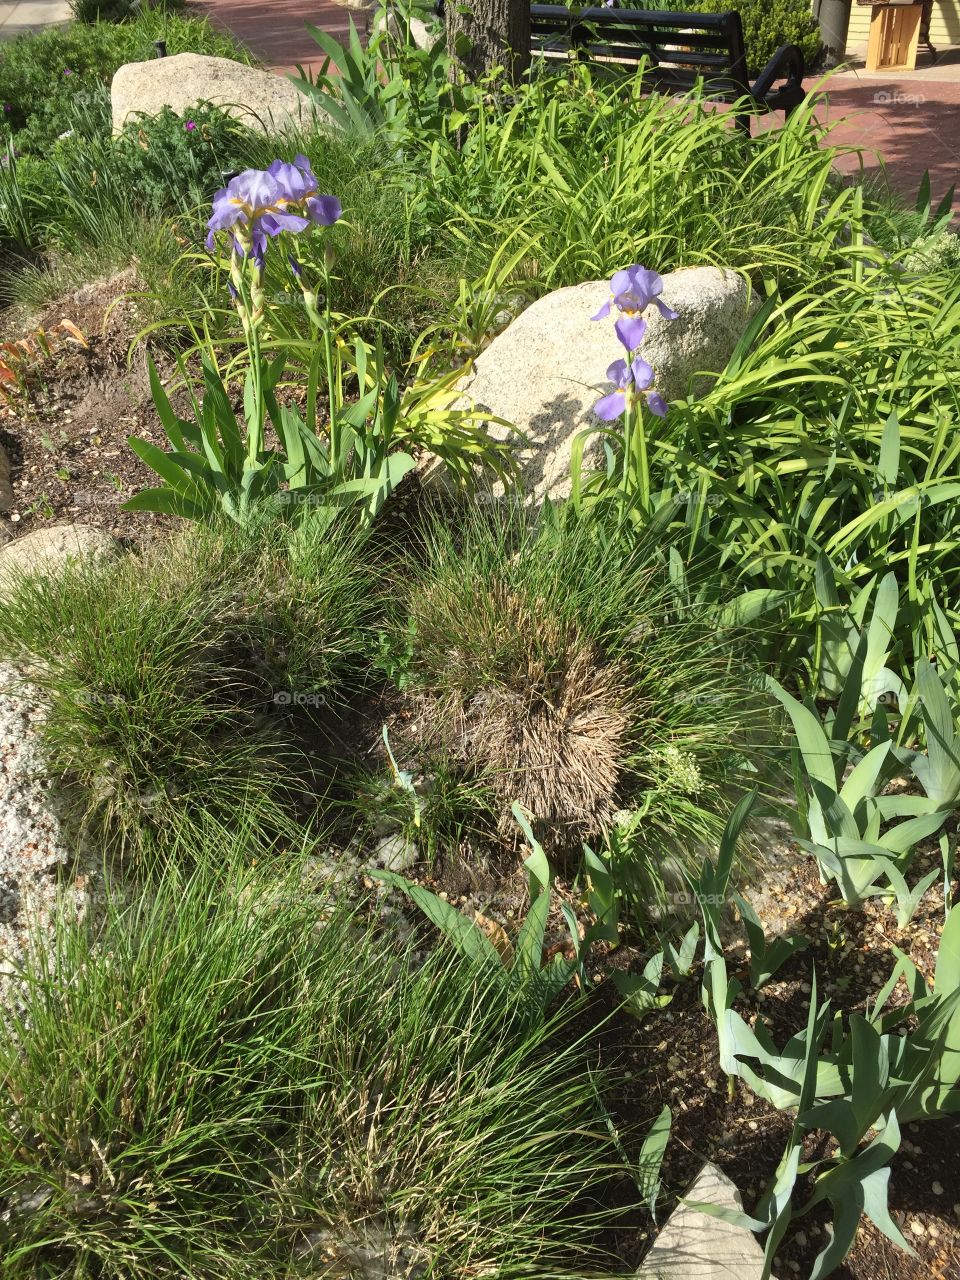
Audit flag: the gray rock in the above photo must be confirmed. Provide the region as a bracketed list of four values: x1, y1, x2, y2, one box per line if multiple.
[371, 832, 418, 873]
[111, 54, 322, 137]
[637, 1162, 769, 1280]
[0, 444, 12, 513]
[435, 267, 756, 506]
[0, 524, 117, 600]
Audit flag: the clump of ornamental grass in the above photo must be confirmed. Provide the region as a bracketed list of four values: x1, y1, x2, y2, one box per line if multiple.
[0, 512, 376, 862]
[0, 839, 627, 1279]
[391, 508, 767, 875]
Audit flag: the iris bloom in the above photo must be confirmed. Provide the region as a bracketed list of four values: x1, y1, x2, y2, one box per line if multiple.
[267, 155, 342, 228]
[592, 265, 679, 348]
[206, 159, 341, 264]
[594, 356, 668, 421]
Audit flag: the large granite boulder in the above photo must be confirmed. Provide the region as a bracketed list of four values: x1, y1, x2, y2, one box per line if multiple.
[111, 54, 319, 136]
[444, 267, 756, 506]
[0, 524, 117, 601]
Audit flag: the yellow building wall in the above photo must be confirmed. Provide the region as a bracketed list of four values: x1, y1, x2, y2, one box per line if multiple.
[845, 2, 960, 54]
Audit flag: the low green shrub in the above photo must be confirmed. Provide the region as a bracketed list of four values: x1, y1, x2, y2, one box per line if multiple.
[0, 516, 375, 859]
[71, 0, 186, 23]
[0, 850, 627, 1278]
[386, 507, 767, 897]
[0, 12, 251, 158]
[663, 0, 822, 74]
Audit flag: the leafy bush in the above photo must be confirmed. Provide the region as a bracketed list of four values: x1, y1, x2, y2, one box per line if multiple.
[690, 799, 960, 1278]
[0, 12, 252, 157]
[0, 850, 627, 1278]
[576, 257, 960, 690]
[0, 517, 375, 859]
[665, 0, 822, 75]
[61, 102, 260, 223]
[387, 507, 767, 894]
[71, 0, 185, 23]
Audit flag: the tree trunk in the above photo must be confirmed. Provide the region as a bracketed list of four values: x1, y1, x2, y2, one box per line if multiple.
[445, 0, 531, 84]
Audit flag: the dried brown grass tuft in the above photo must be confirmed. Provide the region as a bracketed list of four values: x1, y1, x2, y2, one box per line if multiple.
[415, 586, 634, 847]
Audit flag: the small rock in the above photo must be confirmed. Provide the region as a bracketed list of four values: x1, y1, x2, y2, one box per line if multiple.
[909, 1219, 926, 1237]
[932, 1180, 944, 1195]
[0, 524, 117, 601]
[370, 833, 417, 874]
[636, 1162, 766, 1279]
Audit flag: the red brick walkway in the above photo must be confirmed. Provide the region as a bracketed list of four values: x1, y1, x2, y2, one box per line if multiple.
[194, 0, 355, 76]
[808, 68, 960, 211]
[195, 0, 959, 210]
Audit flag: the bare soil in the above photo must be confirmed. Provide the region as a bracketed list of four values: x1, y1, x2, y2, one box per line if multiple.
[0, 273, 180, 549]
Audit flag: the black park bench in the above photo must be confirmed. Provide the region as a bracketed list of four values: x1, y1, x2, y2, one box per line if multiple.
[438, 6, 807, 135]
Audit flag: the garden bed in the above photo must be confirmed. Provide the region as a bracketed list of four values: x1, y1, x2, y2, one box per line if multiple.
[1, 5, 959, 1279]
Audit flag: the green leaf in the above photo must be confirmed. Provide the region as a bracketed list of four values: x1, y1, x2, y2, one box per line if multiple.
[613, 952, 671, 1018]
[767, 678, 836, 790]
[371, 869, 502, 968]
[637, 1105, 672, 1218]
[514, 802, 551, 900]
[121, 487, 208, 520]
[666, 921, 700, 979]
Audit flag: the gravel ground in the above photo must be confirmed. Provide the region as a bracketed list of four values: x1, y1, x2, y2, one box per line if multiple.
[0, 663, 93, 1012]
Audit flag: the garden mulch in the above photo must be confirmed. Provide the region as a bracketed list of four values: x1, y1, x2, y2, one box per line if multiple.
[0, 271, 178, 549]
[371, 810, 960, 1280]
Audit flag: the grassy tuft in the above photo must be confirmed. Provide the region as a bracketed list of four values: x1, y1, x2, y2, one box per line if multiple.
[0, 514, 376, 861]
[0, 842, 627, 1278]
[388, 508, 768, 880]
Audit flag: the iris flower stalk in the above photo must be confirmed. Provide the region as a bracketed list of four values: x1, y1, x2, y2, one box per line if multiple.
[591, 264, 676, 509]
[206, 157, 342, 485]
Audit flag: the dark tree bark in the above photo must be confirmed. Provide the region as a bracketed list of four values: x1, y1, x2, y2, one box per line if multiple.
[445, 0, 531, 84]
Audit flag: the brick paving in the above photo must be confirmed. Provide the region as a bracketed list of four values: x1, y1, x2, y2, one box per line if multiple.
[808, 66, 960, 210]
[194, 0, 959, 210]
[194, 0, 356, 77]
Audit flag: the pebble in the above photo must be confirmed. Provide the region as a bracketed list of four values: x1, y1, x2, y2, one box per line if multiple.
[909, 1219, 926, 1237]
[932, 1180, 944, 1195]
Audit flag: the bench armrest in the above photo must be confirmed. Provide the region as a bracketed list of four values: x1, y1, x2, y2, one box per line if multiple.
[751, 42, 805, 105]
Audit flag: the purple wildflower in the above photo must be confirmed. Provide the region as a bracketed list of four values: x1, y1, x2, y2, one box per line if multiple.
[592, 265, 679, 326]
[63, 68, 73, 77]
[206, 160, 341, 263]
[184, 119, 197, 132]
[594, 356, 668, 421]
[207, 169, 307, 263]
[2, 104, 11, 114]
[267, 154, 342, 227]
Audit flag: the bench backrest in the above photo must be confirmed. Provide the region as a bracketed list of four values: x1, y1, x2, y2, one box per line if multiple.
[529, 6, 751, 97]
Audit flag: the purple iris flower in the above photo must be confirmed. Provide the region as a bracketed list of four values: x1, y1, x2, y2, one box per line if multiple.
[206, 168, 310, 262]
[267, 154, 342, 226]
[593, 265, 679, 328]
[594, 356, 668, 421]
[206, 160, 342, 263]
